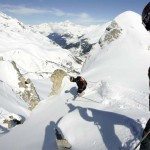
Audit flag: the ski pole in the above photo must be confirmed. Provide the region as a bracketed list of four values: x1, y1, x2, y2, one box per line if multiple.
[80, 96, 100, 103]
[66, 96, 74, 102]
[133, 130, 150, 150]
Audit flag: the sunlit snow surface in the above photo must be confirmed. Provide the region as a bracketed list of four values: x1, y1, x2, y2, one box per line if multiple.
[0, 11, 149, 150]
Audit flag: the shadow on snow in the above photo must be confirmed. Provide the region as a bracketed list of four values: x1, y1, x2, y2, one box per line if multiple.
[67, 103, 142, 150]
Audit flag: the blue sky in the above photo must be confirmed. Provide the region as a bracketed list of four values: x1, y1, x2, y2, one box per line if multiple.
[0, 0, 149, 25]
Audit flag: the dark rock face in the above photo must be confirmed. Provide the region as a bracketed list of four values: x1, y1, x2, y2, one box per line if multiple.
[65, 42, 80, 49]
[48, 33, 67, 49]
[48, 33, 93, 55]
[81, 39, 93, 54]
[99, 21, 122, 48]
[3, 115, 24, 129]
[11, 61, 40, 110]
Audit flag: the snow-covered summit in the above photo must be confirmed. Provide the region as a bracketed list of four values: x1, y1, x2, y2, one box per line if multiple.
[115, 11, 142, 29]
[83, 11, 150, 92]
[0, 12, 11, 20]
[31, 20, 86, 36]
[0, 11, 26, 31]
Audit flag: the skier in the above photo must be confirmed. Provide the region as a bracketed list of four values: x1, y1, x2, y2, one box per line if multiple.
[142, 2, 150, 31]
[70, 76, 87, 96]
[140, 119, 150, 150]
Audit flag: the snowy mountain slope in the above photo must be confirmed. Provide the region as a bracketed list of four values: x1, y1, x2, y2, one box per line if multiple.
[0, 58, 41, 109]
[31, 21, 85, 36]
[0, 81, 29, 117]
[0, 12, 26, 31]
[0, 80, 29, 137]
[56, 11, 150, 150]
[0, 11, 150, 150]
[83, 11, 150, 92]
[31, 20, 108, 44]
[0, 12, 81, 75]
[0, 75, 148, 150]
[0, 11, 81, 99]
[0, 12, 81, 134]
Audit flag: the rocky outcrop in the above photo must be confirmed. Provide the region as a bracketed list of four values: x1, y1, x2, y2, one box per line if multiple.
[48, 32, 80, 49]
[3, 115, 22, 128]
[80, 38, 93, 54]
[11, 61, 40, 110]
[99, 21, 122, 48]
[48, 33, 93, 55]
[50, 69, 67, 95]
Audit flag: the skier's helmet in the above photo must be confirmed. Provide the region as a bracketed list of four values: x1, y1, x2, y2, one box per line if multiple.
[142, 2, 150, 31]
[70, 76, 74, 82]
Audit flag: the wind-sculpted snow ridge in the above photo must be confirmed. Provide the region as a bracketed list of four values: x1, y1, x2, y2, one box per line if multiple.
[82, 11, 150, 93]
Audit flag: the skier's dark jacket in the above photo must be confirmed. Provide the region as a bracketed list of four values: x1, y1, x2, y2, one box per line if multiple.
[140, 119, 150, 150]
[142, 2, 150, 31]
[70, 76, 87, 93]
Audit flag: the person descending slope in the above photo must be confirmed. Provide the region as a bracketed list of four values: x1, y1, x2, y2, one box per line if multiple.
[70, 76, 87, 96]
[142, 2, 150, 31]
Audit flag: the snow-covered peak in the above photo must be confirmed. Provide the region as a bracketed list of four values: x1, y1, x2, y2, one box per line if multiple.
[115, 11, 143, 30]
[83, 11, 150, 92]
[0, 11, 12, 20]
[116, 11, 140, 20]
[31, 20, 86, 36]
[0, 11, 26, 31]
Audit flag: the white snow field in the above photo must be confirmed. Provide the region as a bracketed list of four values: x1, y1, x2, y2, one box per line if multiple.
[0, 11, 150, 150]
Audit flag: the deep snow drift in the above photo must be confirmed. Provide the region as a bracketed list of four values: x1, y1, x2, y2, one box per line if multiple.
[0, 11, 150, 150]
